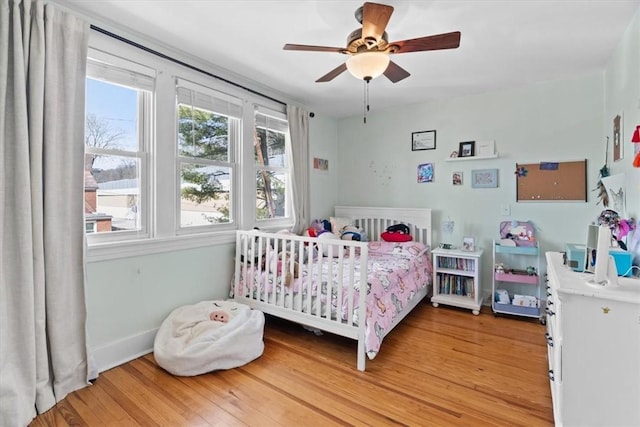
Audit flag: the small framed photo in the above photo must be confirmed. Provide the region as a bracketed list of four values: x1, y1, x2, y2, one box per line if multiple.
[458, 141, 475, 157]
[471, 168, 499, 188]
[313, 157, 329, 171]
[417, 163, 434, 183]
[452, 171, 463, 186]
[476, 140, 495, 157]
[462, 236, 475, 251]
[412, 130, 436, 151]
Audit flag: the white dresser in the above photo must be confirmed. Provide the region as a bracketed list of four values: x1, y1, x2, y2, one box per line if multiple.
[545, 252, 640, 427]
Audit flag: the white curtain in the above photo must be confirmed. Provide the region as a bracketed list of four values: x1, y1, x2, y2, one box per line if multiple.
[0, 1, 90, 426]
[286, 105, 310, 234]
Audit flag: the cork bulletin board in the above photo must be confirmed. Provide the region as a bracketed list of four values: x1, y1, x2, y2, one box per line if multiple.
[516, 160, 587, 202]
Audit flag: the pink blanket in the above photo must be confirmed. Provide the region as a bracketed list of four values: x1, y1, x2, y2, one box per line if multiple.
[236, 241, 433, 358]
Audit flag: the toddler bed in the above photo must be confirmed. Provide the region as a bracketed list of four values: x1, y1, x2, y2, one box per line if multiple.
[232, 206, 433, 371]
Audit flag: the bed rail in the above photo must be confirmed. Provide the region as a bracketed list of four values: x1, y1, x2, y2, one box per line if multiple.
[233, 229, 369, 370]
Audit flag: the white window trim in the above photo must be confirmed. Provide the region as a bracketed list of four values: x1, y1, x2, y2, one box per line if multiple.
[86, 32, 294, 262]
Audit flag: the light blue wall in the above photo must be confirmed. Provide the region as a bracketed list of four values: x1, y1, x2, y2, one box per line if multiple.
[85, 7, 638, 373]
[334, 7, 639, 291]
[337, 71, 606, 251]
[86, 244, 235, 370]
[604, 5, 640, 262]
[309, 114, 339, 220]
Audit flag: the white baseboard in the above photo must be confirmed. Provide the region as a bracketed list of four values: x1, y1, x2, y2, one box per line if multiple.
[90, 328, 158, 373]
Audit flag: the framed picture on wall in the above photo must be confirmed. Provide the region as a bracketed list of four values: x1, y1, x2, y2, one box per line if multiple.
[412, 130, 436, 151]
[471, 169, 499, 188]
[417, 163, 434, 183]
[458, 141, 475, 157]
[452, 171, 463, 186]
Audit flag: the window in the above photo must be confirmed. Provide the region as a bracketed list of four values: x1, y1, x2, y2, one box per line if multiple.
[175, 79, 241, 230]
[84, 53, 153, 243]
[254, 109, 290, 221]
[84, 35, 292, 260]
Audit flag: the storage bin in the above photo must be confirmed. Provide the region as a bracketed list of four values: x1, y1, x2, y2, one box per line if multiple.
[565, 243, 633, 277]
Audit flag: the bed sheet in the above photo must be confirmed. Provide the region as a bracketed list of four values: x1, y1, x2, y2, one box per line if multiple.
[236, 241, 433, 358]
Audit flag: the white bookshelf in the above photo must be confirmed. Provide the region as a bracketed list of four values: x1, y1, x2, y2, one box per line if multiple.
[431, 247, 483, 315]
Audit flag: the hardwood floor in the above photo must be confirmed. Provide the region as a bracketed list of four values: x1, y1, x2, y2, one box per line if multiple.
[30, 304, 553, 426]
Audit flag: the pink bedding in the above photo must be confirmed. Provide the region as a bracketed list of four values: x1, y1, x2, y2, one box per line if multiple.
[236, 241, 433, 358]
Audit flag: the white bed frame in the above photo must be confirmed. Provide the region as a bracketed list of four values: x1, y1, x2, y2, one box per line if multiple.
[232, 206, 432, 371]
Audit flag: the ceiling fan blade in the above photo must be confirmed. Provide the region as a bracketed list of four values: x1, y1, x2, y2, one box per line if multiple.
[283, 43, 345, 53]
[383, 60, 410, 83]
[316, 63, 348, 82]
[389, 31, 461, 54]
[361, 2, 394, 44]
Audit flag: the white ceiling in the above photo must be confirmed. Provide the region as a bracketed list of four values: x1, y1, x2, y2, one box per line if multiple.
[59, 0, 639, 118]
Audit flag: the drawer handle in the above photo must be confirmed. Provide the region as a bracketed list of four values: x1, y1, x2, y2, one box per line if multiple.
[546, 307, 555, 316]
[548, 369, 554, 382]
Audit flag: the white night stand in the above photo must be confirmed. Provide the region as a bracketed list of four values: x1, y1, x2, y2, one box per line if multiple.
[431, 247, 483, 315]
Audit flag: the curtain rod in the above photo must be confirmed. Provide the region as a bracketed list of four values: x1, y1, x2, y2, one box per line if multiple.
[90, 24, 286, 107]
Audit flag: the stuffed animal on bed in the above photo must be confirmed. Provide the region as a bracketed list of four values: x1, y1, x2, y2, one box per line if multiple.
[381, 223, 412, 242]
[340, 225, 367, 241]
[263, 251, 300, 286]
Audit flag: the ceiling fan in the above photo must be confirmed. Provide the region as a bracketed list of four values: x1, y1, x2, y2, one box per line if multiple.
[283, 2, 461, 83]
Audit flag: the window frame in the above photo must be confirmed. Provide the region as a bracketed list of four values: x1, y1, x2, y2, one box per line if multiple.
[85, 32, 293, 262]
[252, 107, 292, 225]
[84, 52, 154, 246]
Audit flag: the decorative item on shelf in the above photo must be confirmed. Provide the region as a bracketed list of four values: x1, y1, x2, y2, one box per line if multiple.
[632, 125, 640, 168]
[462, 236, 475, 251]
[417, 163, 434, 183]
[412, 130, 436, 151]
[597, 209, 636, 251]
[450, 150, 458, 158]
[458, 141, 475, 157]
[441, 218, 455, 249]
[476, 140, 495, 157]
[594, 137, 611, 206]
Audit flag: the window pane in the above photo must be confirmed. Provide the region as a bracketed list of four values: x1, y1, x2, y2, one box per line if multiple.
[86, 154, 141, 232]
[180, 163, 231, 227]
[254, 127, 286, 168]
[178, 105, 229, 162]
[256, 170, 287, 220]
[86, 78, 139, 152]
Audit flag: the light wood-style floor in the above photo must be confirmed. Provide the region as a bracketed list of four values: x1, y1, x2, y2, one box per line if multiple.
[30, 304, 553, 426]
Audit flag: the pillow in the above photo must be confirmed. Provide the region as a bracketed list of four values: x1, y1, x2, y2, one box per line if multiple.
[368, 241, 429, 258]
[317, 232, 343, 257]
[330, 216, 354, 235]
[381, 231, 413, 242]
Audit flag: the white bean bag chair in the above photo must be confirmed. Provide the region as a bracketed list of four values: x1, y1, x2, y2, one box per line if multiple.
[154, 300, 265, 376]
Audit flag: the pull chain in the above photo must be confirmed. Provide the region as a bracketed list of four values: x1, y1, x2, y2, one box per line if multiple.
[363, 76, 371, 124]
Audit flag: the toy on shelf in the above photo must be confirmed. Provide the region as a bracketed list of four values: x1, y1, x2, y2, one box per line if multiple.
[499, 220, 536, 247]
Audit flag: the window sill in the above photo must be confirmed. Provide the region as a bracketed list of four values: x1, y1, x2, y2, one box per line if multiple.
[86, 231, 236, 262]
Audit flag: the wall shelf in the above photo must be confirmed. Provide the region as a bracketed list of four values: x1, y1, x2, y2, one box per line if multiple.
[445, 153, 499, 162]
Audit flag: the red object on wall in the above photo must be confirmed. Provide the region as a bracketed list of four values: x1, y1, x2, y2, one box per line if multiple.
[632, 125, 640, 143]
[632, 125, 640, 168]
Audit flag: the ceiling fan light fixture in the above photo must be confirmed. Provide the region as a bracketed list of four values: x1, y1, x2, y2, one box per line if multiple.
[346, 51, 390, 80]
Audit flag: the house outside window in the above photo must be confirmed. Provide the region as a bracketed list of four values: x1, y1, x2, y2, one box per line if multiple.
[84, 52, 153, 243]
[175, 79, 240, 231]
